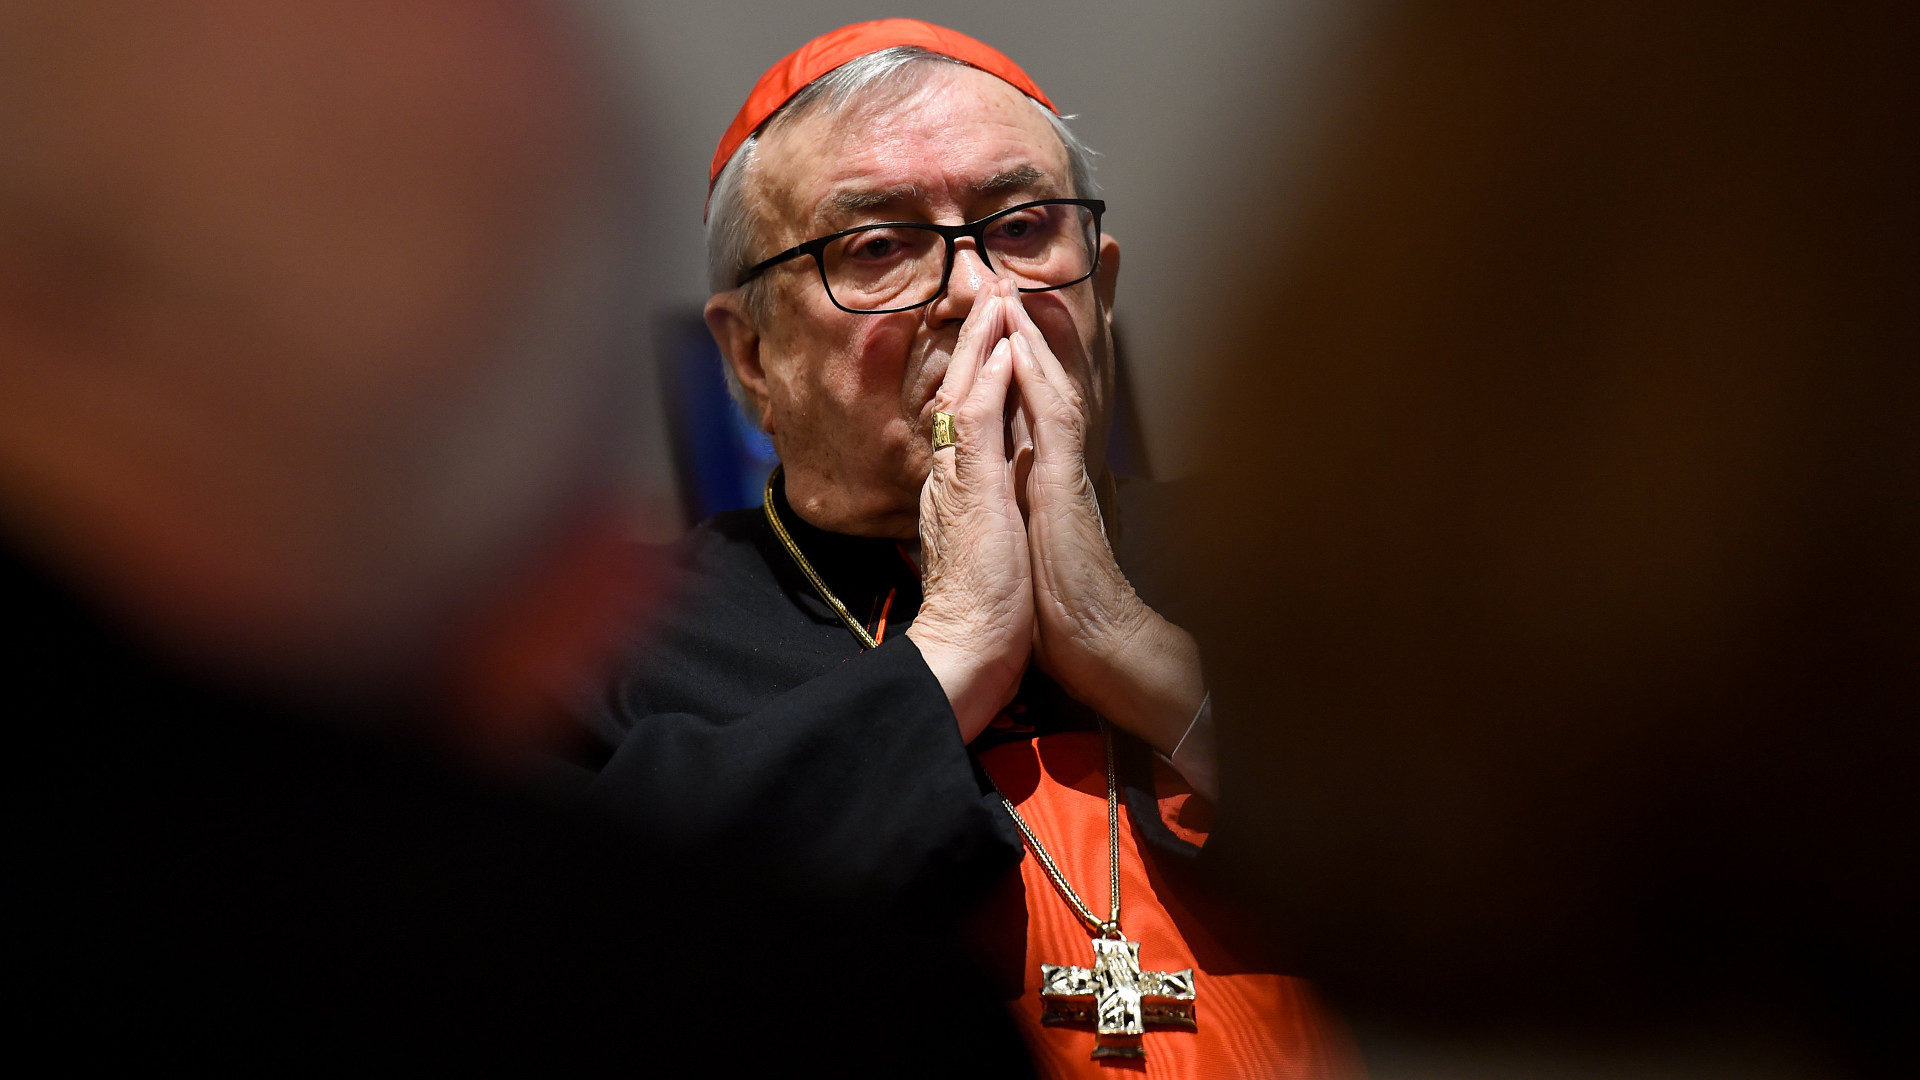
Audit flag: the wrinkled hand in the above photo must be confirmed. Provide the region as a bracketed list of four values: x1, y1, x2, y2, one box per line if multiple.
[907, 281, 1033, 741]
[1005, 298, 1206, 757]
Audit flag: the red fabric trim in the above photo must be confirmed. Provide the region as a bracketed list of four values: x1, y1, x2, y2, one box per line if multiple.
[873, 586, 897, 645]
[976, 732, 1362, 1077]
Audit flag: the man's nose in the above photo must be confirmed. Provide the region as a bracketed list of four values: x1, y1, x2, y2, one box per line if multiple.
[927, 241, 1001, 325]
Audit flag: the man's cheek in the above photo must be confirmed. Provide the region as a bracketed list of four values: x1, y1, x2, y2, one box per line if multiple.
[854, 316, 915, 389]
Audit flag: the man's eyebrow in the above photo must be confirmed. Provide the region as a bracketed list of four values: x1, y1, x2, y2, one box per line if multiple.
[968, 165, 1048, 195]
[825, 184, 924, 217]
[818, 166, 1053, 221]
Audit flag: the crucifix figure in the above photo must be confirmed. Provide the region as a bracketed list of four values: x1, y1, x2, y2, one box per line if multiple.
[1040, 937, 1197, 1060]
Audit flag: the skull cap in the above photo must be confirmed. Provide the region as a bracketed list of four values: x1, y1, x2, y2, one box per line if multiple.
[707, 19, 1056, 216]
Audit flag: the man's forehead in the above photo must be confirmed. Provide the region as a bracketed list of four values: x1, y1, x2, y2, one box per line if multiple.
[753, 67, 1069, 232]
[820, 164, 1053, 215]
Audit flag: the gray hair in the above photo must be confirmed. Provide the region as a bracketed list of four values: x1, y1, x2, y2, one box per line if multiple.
[706, 46, 1100, 314]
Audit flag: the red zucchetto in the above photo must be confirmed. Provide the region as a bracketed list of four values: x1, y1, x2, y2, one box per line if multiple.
[707, 19, 1056, 213]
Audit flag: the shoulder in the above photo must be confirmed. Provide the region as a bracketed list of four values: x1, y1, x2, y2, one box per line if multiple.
[661, 506, 810, 638]
[597, 507, 859, 726]
[679, 506, 774, 579]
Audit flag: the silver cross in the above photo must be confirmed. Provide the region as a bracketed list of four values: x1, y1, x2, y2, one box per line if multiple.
[1040, 937, 1196, 1060]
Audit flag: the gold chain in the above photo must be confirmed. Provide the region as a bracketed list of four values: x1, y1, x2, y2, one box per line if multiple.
[762, 465, 1124, 938]
[762, 468, 877, 649]
[997, 726, 1124, 937]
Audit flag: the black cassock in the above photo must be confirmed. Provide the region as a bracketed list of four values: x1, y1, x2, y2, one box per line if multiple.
[580, 476, 1210, 933]
[8, 536, 1028, 1074]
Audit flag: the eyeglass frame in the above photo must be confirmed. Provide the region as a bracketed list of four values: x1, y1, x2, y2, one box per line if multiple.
[733, 197, 1108, 315]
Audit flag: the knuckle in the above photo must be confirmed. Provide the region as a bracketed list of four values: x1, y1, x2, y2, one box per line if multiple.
[957, 400, 995, 428]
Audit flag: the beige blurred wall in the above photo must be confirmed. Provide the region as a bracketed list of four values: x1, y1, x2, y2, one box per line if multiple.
[595, 0, 1362, 536]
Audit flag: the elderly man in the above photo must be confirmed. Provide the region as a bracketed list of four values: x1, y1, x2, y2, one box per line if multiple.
[586, 21, 1351, 1073]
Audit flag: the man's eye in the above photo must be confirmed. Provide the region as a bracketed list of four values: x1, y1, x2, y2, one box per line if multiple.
[990, 214, 1050, 245]
[840, 230, 914, 262]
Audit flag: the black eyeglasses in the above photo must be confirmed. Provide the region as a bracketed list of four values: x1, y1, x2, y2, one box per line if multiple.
[735, 198, 1106, 314]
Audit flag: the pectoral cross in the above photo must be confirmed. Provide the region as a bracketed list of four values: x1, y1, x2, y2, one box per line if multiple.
[1039, 937, 1197, 1060]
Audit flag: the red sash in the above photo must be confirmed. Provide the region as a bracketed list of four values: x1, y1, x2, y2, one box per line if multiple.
[975, 731, 1363, 1079]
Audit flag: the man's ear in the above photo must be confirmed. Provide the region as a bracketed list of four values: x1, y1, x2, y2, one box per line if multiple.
[1094, 233, 1121, 316]
[703, 292, 773, 431]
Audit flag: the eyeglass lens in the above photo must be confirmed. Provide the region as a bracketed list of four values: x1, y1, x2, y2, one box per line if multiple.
[819, 202, 1098, 312]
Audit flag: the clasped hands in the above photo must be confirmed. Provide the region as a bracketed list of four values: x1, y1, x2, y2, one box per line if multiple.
[906, 279, 1206, 755]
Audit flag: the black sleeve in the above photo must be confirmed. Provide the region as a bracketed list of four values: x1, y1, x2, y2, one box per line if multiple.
[588, 635, 1020, 914]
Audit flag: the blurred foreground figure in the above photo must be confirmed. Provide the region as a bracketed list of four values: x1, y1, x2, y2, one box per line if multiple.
[1189, 3, 1916, 1077]
[0, 4, 1023, 1070]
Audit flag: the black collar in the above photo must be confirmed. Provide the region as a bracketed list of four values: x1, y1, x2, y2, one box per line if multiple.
[763, 470, 922, 613]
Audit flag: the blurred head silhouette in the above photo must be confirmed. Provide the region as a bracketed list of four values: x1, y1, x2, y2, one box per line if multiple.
[0, 2, 653, 750]
[1188, 2, 1916, 1073]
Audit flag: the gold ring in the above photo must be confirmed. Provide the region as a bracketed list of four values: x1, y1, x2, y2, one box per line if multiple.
[931, 411, 957, 451]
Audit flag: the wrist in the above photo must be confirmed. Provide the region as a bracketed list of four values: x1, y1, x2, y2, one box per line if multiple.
[1074, 611, 1205, 757]
[1160, 692, 1219, 803]
[906, 617, 1024, 741]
